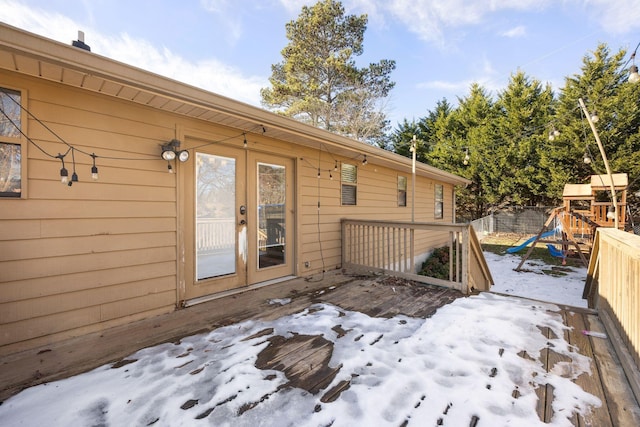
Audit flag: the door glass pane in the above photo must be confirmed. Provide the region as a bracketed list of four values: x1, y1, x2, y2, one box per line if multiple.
[257, 162, 286, 269]
[196, 153, 236, 280]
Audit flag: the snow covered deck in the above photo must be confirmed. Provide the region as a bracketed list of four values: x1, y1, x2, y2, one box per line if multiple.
[1, 271, 639, 426]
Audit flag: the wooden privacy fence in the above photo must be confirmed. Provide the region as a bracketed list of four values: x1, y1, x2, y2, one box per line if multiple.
[584, 228, 640, 401]
[341, 219, 493, 294]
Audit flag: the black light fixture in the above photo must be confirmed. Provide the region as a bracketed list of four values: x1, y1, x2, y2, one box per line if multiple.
[90, 153, 99, 181]
[161, 139, 189, 163]
[56, 153, 69, 184]
[69, 148, 78, 186]
[362, 155, 368, 165]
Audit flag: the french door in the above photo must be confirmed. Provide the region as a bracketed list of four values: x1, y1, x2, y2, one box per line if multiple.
[183, 144, 294, 301]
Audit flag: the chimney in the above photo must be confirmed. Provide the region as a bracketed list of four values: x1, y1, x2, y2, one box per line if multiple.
[72, 31, 91, 52]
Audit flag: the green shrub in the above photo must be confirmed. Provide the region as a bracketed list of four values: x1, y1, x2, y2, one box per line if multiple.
[418, 246, 456, 280]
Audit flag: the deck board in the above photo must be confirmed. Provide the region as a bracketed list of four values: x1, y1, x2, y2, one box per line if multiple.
[1, 271, 639, 426]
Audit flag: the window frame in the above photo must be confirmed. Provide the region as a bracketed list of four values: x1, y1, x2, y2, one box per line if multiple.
[340, 162, 357, 206]
[435, 183, 444, 219]
[397, 175, 407, 207]
[0, 86, 27, 199]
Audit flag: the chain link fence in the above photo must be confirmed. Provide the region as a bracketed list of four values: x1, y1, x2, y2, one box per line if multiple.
[470, 207, 554, 237]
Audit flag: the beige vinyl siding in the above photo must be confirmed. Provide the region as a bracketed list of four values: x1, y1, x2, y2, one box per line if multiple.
[0, 64, 464, 354]
[297, 150, 456, 274]
[0, 71, 179, 354]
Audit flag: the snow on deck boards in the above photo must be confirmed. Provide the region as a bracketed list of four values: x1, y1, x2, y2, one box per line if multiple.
[1, 272, 639, 426]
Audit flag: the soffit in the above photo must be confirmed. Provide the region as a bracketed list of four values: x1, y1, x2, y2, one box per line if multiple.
[0, 23, 470, 186]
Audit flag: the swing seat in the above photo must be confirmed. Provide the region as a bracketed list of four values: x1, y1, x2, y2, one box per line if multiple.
[546, 244, 565, 258]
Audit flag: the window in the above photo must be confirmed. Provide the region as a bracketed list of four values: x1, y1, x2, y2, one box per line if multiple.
[0, 88, 23, 198]
[435, 184, 444, 219]
[341, 163, 357, 205]
[397, 175, 407, 207]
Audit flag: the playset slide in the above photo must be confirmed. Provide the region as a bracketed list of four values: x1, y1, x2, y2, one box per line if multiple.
[505, 230, 556, 254]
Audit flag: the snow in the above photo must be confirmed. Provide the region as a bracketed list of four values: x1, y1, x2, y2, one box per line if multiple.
[0, 252, 596, 426]
[486, 251, 588, 308]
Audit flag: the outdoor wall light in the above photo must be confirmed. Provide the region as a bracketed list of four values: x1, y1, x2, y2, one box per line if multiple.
[161, 139, 189, 162]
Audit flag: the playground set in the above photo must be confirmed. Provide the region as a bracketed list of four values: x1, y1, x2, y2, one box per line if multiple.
[508, 173, 628, 271]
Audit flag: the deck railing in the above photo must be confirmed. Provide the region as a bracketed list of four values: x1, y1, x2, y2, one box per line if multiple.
[341, 219, 493, 294]
[584, 228, 640, 401]
[196, 218, 235, 253]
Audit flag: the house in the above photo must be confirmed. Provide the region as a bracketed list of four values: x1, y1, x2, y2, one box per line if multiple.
[0, 24, 474, 356]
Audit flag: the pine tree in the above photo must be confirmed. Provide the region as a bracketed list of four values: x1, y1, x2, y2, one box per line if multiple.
[541, 44, 636, 199]
[427, 84, 497, 219]
[494, 71, 556, 206]
[260, 0, 395, 144]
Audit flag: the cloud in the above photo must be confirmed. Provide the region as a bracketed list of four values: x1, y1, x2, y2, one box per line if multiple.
[199, 0, 243, 44]
[1, 1, 266, 106]
[583, 0, 640, 34]
[501, 25, 527, 38]
[383, 0, 549, 47]
[416, 55, 503, 99]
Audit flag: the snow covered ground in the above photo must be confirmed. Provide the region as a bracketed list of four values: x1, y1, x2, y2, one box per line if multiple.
[0, 252, 595, 426]
[486, 250, 588, 308]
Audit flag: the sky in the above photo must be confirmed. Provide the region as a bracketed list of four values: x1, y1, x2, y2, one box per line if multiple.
[2, 0, 640, 127]
[0, 252, 598, 426]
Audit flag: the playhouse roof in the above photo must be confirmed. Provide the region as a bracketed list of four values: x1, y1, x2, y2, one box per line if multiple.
[562, 183, 593, 199]
[590, 173, 628, 190]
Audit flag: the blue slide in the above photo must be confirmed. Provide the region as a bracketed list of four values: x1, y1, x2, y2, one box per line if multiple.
[506, 230, 556, 253]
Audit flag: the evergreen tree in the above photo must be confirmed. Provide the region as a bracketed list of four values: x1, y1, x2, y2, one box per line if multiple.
[260, 0, 395, 144]
[387, 118, 422, 158]
[427, 84, 497, 219]
[494, 71, 556, 206]
[541, 44, 637, 200]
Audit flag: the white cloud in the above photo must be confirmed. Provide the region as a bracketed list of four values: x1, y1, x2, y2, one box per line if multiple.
[384, 0, 549, 46]
[1, 1, 266, 106]
[277, 0, 314, 15]
[501, 25, 527, 38]
[199, 0, 243, 44]
[582, 0, 640, 34]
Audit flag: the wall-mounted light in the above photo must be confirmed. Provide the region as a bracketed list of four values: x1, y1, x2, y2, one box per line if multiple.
[161, 139, 189, 163]
[362, 155, 368, 165]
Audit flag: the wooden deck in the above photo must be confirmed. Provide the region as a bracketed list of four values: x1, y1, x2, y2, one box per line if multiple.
[1, 271, 639, 425]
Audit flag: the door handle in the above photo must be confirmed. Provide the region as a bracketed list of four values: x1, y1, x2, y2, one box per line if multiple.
[239, 219, 246, 225]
